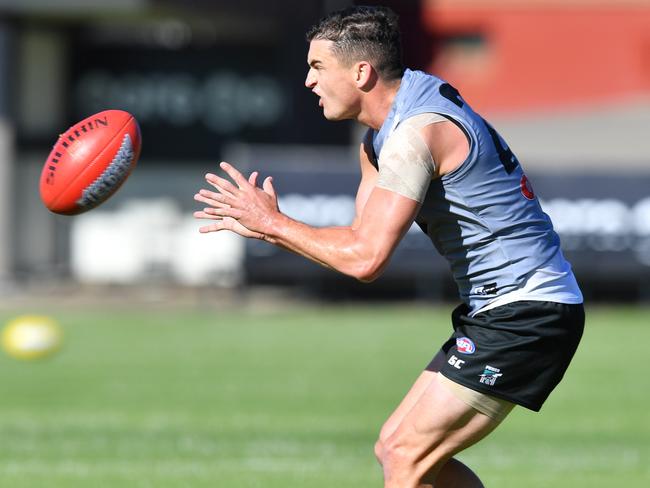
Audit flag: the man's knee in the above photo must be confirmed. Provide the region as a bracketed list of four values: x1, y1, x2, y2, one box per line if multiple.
[374, 438, 384, 465]
[375, 421, 395, 465]
[381, 435, 414, 468]
[379, 433, 448, 486]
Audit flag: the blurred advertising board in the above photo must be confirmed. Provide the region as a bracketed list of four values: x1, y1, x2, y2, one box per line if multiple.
[64, 27, 350, 159]
[243, 162, 650, 296]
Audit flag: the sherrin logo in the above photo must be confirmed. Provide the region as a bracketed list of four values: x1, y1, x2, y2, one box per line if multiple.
[456, 337, 476, 354]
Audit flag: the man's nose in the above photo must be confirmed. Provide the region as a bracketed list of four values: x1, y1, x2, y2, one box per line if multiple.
[305, 69, 316, 88]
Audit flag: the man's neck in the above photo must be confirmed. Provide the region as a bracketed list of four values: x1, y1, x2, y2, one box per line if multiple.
[357, 78, 401, 131]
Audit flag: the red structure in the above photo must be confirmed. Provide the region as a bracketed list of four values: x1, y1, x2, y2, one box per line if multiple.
[418, 0, 650, 115]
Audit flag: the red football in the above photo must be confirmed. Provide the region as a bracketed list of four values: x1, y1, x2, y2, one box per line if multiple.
[39, 109, 141, 215]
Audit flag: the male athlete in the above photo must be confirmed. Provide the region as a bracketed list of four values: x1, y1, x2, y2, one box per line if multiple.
[194, 6, 584, 488]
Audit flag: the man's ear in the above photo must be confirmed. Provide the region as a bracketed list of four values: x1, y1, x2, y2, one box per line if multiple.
[355, 61, 375, 89]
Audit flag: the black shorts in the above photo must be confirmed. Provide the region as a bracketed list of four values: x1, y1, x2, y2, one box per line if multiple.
[434, 301, 585, 412]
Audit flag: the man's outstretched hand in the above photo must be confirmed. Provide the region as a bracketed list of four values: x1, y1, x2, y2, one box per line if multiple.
[193, 161, 279, 240]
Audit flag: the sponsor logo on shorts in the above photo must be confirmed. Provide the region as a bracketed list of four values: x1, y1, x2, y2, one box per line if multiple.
[479, 365, 502, 386]
[456, 337, 476, 354]
[447, 355, 465, 369]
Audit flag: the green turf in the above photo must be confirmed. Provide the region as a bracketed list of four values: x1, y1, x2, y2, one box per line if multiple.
[0, 303, 648, 487]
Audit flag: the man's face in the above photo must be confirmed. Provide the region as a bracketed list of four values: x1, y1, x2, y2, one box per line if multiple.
[305, 40, 360, 121]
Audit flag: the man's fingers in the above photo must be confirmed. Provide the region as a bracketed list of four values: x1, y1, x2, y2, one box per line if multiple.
[194, 190, 234, 208]
[195, 189, 222, 202]
[196, 163, 275, 239]
[262, 176, 276, 199]
[199, 222, 225, 234]
[197, 205, 243, 220]
[193, 209, 224, 220]
[198, 217, 264, 239]
[220, 161, 251, 189]
[205, 172, 240, 196]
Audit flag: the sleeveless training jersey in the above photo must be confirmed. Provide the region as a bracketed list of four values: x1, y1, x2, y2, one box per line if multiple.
[369, 69, 583, 313]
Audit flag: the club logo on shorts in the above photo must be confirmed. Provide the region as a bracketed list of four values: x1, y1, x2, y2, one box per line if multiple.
[456, 337, 476, 354]
[479, 365, 502, 386]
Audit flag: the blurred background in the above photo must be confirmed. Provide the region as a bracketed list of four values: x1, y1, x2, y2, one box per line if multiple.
[0, 2, 649, 487]
[0, 0, 648, 303]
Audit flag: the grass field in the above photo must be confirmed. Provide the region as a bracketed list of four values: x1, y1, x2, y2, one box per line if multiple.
[0, 302, 648, 487]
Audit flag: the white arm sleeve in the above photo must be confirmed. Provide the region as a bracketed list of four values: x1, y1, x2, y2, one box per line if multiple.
[376, 113, 446, 203]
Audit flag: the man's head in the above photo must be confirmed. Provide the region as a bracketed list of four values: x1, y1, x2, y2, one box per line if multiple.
[305, 6, 404, 122]
[306, 6, 403, 82]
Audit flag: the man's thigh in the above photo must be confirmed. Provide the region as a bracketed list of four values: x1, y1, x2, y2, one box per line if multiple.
[379, 350, 447, 440]
[382, 372, 502, 482]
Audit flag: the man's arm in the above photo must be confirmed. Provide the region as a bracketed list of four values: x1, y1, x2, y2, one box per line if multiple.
[351, 129, 379, 230]
[194, 137, 420, 282]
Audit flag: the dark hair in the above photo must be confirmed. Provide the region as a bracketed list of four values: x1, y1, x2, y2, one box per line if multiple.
[306, 6, 404, 81]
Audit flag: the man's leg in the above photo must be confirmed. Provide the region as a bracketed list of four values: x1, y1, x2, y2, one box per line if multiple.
[375, 351, 487, 487]
[377, 369, 502, 488]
